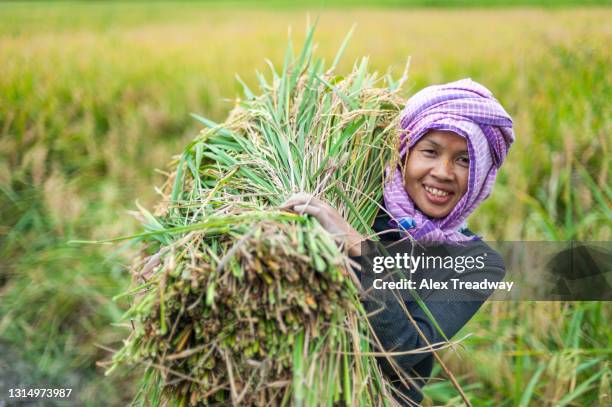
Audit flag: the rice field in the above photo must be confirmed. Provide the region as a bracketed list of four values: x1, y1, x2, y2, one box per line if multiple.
[0, 2, 610, 406]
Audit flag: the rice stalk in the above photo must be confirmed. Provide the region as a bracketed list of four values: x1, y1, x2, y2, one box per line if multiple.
[107, 26, 411, 406]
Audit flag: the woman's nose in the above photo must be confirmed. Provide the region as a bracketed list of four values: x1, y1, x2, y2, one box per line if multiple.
[430, 158, 453, 180]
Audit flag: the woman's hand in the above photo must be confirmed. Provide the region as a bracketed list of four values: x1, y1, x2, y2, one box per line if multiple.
[281, 192, 364, 256]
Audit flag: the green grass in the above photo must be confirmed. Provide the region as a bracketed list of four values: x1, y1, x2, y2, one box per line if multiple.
[2, 1, 612, 36]
[0, 2, 610, 405]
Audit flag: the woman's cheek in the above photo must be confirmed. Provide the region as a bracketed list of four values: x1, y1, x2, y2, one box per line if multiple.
[457, 167, 469, 194]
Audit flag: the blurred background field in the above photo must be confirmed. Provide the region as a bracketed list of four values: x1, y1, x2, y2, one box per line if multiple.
[0, 1, 610, 405]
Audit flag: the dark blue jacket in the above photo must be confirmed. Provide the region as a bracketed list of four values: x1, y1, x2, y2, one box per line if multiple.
[353, 209, 506, 406]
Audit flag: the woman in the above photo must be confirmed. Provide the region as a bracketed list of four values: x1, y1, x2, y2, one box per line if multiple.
[283, 78, 515, 405]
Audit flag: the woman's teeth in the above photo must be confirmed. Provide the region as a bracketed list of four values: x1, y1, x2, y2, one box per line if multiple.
[424, 185, 450, 197]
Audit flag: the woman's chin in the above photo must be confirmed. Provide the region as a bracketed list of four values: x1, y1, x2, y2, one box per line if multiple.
[424, 209, 450, 219]
[417, 199, 454, 219]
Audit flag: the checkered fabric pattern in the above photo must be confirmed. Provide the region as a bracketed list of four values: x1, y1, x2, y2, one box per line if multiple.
[383, 78, 515, 243]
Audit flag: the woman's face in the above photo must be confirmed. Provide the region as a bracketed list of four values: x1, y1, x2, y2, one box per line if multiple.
[403, 130, 469, 219]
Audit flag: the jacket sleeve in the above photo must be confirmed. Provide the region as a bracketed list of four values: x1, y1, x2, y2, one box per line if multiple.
[355, 239, 506, 378]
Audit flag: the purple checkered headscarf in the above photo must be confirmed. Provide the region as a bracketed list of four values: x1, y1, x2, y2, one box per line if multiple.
[383, 78, 515, 243]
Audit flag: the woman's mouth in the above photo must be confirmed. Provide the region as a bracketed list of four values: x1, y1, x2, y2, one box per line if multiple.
[423, 184, 454, 204]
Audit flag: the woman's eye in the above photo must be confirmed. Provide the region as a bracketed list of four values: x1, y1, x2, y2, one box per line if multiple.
[457, 157, 470, 167]
[421, 149, 437, 156]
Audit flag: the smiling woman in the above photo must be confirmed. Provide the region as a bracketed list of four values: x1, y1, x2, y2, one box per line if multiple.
[283, 78, 515, 405]
[285, 78, 515, 249]
[402, 130, 470, 219]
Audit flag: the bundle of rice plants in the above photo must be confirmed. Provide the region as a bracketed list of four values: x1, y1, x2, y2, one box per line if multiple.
[106, 27, 410, 406]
